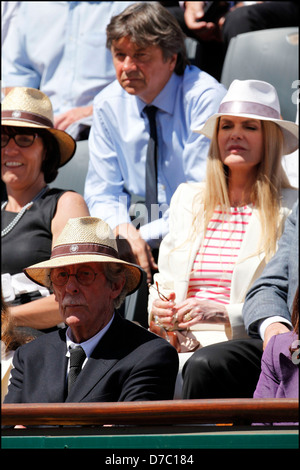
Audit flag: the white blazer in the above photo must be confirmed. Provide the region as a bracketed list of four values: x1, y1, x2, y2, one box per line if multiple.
[149, 183, 298, 344]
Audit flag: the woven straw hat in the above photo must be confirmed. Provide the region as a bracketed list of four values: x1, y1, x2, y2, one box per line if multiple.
[24, 217, 143, 295]
[194, 79, 298, 155]
[1, 87, 76, 166]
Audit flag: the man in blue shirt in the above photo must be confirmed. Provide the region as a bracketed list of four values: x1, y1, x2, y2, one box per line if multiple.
[1, 1, 135, 140]
[84, 3, 226, 282]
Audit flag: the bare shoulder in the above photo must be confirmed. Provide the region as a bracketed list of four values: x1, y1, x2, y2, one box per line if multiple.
[57, 190, 88, 210]
[52, 191, 89, 242]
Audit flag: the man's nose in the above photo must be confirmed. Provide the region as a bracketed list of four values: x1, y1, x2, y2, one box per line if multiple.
[65, 274, 80, 294]
[122, 55, 137, 72]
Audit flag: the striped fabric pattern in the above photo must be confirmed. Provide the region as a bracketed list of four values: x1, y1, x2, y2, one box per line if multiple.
[187, 205, 253, 305]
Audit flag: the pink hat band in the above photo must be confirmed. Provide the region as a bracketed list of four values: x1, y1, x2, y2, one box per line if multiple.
[2, 110, 53, 128]
[50, 243, 119, 260]
[218, 101, 280, 120]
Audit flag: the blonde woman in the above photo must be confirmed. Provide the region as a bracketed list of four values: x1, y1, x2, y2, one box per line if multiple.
[148, 80, 298, 397]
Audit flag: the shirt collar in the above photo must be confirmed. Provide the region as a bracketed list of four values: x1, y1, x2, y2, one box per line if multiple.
[136, 72, 180, 117]
[66, 313, 114, 358]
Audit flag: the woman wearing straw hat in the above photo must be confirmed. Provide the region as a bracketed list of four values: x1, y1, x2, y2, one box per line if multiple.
[4, 217, 178, 403]
[1, 87, 89, 333]
[148, 79, 298, 398]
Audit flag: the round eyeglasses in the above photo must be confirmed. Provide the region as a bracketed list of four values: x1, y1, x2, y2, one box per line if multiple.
[1, 133, 38, 148]
[50, 267, 99, 287]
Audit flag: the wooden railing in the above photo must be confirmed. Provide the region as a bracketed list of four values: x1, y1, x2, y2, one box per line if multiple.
[2, 398, 298, 426]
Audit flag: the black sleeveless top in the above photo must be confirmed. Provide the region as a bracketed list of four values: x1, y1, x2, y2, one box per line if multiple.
[1, 188, 66, 275]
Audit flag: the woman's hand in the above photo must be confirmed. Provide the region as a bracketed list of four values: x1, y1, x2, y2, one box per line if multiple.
[151, 292, 176, 330]
[151, 295, 229, 330]
[175, 298, 229, 328]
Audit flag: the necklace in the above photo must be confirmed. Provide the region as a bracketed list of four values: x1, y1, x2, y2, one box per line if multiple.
[1, 186, 49, 237]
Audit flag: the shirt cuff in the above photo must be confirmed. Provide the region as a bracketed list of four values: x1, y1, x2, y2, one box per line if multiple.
[258, 316, 292, 340]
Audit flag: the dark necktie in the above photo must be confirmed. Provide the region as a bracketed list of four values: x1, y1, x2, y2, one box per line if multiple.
[144, 105, 158, 219]
[67, 346, 86, 394]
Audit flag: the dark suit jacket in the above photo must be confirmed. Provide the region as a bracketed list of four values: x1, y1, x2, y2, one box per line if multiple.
[4, 314, 179, 403]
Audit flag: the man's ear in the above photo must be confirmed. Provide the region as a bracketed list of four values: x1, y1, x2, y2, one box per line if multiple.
[169, 53, 177, 72]
[110, 274, 126, 300]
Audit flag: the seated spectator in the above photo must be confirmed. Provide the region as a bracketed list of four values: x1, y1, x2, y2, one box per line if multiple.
[183, 200, 298, 399]
[148, 79, 298, 397]
[84, 2, 226, 282]
[183, 1, 299, 80]
[220, 1, 299, 48]
[1, 87, 89, 332]
[4, 217, 179, 404]
[254, 287, 299, 399]
[1, 1, 135, 140]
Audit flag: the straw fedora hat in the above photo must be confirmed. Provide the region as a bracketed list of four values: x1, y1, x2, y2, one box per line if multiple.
[1, 87, 76, 166]
[194, 79, 298, 155]
[24, 217, 143, 295]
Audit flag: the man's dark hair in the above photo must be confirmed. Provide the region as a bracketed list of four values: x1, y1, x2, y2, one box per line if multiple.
[106, 2, 189, 75]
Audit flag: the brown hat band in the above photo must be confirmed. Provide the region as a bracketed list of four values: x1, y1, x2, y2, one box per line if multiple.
[50, 242, 119, 260]
[2, 110, 53, 128]
[218, 101, 280, 119]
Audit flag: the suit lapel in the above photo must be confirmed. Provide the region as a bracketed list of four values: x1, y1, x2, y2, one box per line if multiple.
[45, 329, 69, 402]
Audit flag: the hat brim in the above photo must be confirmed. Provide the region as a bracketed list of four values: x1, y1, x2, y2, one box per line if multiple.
[24, 255, 143, 296]
[1, 119, 76, 167]
[193, 113, 299, 155]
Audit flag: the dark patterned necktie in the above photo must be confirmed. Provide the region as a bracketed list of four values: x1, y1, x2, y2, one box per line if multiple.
[144, 105, 158, 220]
[67, 346, 86, 394]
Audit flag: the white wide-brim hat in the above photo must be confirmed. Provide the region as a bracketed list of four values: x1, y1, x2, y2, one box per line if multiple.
[194, 79, 298, 155]
[1, 87, 76, 166]
[24, 217, 143, 296]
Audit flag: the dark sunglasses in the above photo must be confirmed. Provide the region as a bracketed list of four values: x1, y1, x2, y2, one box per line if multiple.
[1, 133, 38, 148]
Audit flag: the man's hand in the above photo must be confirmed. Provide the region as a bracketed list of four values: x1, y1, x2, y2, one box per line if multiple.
[263, 322, 290, 349]
[54, 105, 93, 131]
[184, 1, 222, 41]
[114, 223, 157, 283]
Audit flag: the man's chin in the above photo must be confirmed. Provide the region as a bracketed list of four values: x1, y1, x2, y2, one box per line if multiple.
[122, 85, 139, 95]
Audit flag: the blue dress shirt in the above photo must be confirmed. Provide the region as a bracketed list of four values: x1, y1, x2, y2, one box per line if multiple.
[84, 66, 226, 246]
[2, 1, 135, 137]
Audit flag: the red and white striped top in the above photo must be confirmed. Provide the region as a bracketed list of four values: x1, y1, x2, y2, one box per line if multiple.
[187, 205, 253, 305]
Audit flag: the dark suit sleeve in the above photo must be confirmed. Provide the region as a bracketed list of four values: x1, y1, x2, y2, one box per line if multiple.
[4, 347, 24, 404]
[242, 201, 298, 337]
[118, 338, 179, 401]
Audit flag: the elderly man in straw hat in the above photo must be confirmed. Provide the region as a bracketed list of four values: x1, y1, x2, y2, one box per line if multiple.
[4, 217, 179, 404]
